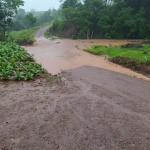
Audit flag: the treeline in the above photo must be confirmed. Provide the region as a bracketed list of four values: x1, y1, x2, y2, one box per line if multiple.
[0, 0, 60, 40]
[51, 0, 150, 39]
[10, 8, 59, 31]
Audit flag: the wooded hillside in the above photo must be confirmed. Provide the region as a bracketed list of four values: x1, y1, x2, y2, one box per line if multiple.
[51, 0, 150, 39]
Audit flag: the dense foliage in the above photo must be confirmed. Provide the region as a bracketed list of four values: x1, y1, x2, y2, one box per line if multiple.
[0, 0, 24, 40]
[10, 8, 59, 31]
[7, 22, 52, 45]
[7, 27, 39, 45]
[0, 42, 47, 80]
[51, 0, 150, 39]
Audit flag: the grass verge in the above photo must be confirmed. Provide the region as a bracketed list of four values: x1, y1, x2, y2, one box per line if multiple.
[44, 29, 58, 40]
[7, 27, 39, 45]
[7, 22, 52, 46]
[84, 43, 150, 77]
[85, 44, 150, 62]
[0, 42, 48, 81]
[44, 28, 52, 39]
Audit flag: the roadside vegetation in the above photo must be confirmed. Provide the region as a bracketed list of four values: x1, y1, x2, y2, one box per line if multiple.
[7, 27, 39, 45]
[44, 28, 58, 40]
[7, 22, 52, 46]
[50, 0, 150, 39]
[44, 27, 52, 39]
[0, 0, 59, 43]
[0, 42, 47, 81]
[85, 42, 150, 76]
[0, 1, 58, 81]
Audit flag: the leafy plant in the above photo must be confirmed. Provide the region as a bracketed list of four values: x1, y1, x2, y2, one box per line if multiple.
[0, 42, 47, 81]
[24, 72, 34, 80]
[13, 71, 24, 80]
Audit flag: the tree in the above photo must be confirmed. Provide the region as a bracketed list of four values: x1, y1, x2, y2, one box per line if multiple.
[10, 8, 26, 31]
[0, 0, 24, 40]
[53, 0, 150, 39]
[25, 13, 37, 28]
[61, 0, 81, 9]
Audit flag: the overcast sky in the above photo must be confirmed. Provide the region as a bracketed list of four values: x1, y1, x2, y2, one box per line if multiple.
[21, 0, 61, 11]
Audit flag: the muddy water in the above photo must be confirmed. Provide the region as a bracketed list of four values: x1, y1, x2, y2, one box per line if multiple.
[25, 28, 149, 81]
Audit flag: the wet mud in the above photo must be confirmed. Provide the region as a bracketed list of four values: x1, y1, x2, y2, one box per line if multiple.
[0, 66, 150, 150]
[1, 27, 150, 150]
[25, 26, 149, 81]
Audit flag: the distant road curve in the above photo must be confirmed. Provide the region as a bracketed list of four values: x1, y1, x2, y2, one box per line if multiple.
[35, 25, 51, 40]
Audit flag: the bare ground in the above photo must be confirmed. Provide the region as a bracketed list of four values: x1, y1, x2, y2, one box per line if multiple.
[0, 66, 150, 150]
[1, 27, 150, 150]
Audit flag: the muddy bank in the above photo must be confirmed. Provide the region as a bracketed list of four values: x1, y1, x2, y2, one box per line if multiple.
[25, 37, 150, 81]
[23, 26, 150, 81]
[111, 56, 150, 78]
[0, 66, 150, 150]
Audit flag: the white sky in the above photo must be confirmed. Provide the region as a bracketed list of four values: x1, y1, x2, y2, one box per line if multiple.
[21, 0, 61, 11]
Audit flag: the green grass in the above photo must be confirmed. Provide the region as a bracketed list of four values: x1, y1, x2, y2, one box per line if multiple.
[44, 28, 57, 40]
[44, 28, 52, 39]
[44, 21, 60, 40]
[84, 44, 150, 63]
[7, 21, 52, 43]
[0, 42, 47, 80]
[7, 27, 39, 42]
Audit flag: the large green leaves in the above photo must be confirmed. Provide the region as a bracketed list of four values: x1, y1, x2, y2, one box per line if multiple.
[0, 42, 47, 80]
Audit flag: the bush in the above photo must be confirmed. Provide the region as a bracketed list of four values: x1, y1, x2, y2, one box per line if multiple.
[72, 35, 78, 40]
[121, 43, 143, 49]
[15, 38, 34, 46]
[141, 40, 150, 44]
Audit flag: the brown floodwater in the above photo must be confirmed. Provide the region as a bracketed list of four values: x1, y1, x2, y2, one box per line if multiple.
[25, 27, 149, 81]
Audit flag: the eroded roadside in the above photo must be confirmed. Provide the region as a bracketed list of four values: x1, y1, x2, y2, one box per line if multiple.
[0, 66, 150, 150]
[25, 26, 150, 81]
[1, 27, 150, 150]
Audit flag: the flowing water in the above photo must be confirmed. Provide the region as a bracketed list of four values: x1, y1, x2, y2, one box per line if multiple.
[25, 26, 149, 81]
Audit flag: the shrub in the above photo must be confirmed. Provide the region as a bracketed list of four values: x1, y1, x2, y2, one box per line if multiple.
[72, 35, 78, 40]
[141, 40, 150, 44]
[15, 38, 34, 46]
[121, 43, 143, 49]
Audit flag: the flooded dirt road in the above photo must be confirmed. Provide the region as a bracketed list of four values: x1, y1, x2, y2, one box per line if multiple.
[25, 26, 149, 81]
[0, 27, 150, 150]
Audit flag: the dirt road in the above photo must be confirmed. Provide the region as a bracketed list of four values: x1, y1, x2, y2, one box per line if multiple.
[0, 27, 150, 150]
[25, 26, 149, 81]
[0, 66, 150, 150]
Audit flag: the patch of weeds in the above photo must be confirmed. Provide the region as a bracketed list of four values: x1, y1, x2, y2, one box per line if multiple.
[84, 44, 150, 76]
[141, 40, 150, 44]
[15, 38, 34, 46]
[45, 96, 49, 99]
[75, 45, 80, 50]
[46, 75, 52, 82]
[143, 51, 148, 55]
[93, 45, 101, 49]
[122, 144, 127, 150]
[55, 75, 61, 81]
[84, 45, 88, 48]
[72, 35, 78, 40]
[121, 43, 143, 49]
